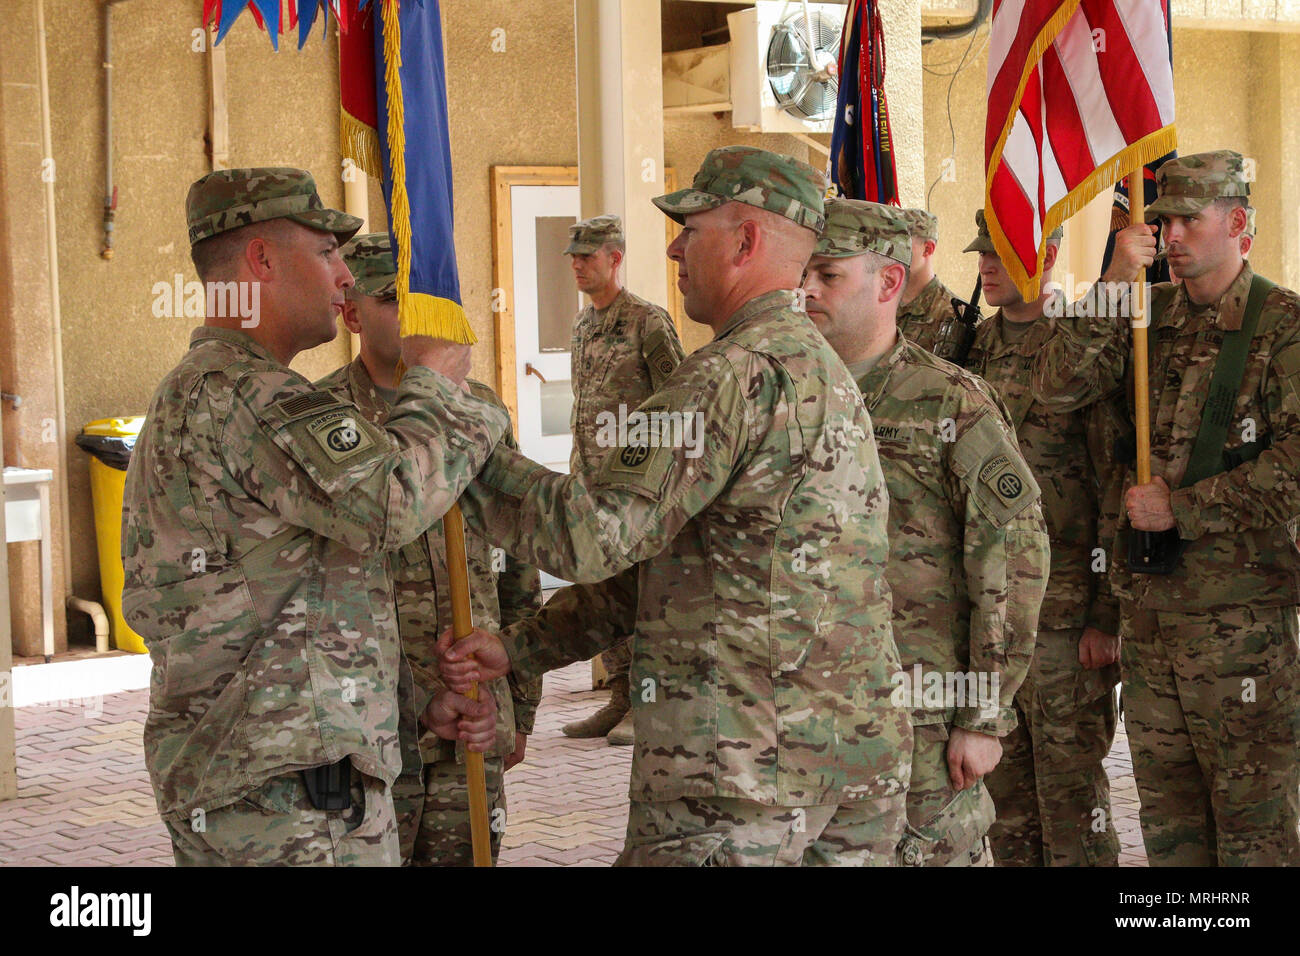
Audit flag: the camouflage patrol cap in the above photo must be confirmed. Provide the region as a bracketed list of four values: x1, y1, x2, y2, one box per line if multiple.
[340, 233, 397, 298]
[565, 214, 624, 255]
[1146, 150, 1250, 220]
[186, 167, 363, 246]
[815, 198, 912, 266]
[652, 145, 826, 232]
[963, 209, 1061, 254]
[901, 208, 939, 242]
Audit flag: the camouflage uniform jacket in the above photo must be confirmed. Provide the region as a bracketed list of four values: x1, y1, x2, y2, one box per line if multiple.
[898, 275, 965, 356]
[1032, 263, 1300, 611]
[966, 310, 1112, 632]
[856, 335, 1048, 737]
[463, 290, 911, 807]
[121, 327, 507, 816]
[315, 358, 543, 762]
[569, 287, 685, 474]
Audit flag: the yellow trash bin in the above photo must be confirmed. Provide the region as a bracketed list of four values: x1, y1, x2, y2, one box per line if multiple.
[76, 416, 147, 653]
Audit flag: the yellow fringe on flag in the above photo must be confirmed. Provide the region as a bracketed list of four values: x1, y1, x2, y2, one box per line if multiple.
[381, 0, 477, 345]
[980, 0, 1179, 301]
[340, 106, 383, 180]
[987, 124, 1178, 302]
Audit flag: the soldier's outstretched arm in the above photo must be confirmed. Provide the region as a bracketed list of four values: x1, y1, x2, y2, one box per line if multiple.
[499, 553, 545, 730]
[498, 569, 639, 684]
[1170, 337, 1300, 537]
[1030, 302, 1130, 413]
[456, 349, 749, 583]
[946, 406, 1050, 736]
[224, 363, 508, 554]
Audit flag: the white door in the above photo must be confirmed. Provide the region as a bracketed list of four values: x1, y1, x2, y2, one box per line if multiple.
[510, 184, 580, 587]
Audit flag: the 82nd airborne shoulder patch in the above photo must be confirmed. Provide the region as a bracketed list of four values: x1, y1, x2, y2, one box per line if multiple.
[979, 454, 1026, 507]
[305, 407, 374, 463]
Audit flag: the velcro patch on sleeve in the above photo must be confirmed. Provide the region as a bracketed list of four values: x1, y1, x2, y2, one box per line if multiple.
[305, 408, 375, 463]
[596, 399, 683, 498]
[644, 330, 682, 389]
[973, 452, 1037, 525]
[257, 391, 388, 494]
[951, 406, 1041, 527]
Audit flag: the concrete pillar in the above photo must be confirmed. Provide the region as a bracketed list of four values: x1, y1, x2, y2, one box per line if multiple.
[0, 1, 69, 657]
[1251, 31, 1300, 290]
[574, 0, 668, 308]
[0, 23, 17, 798]
[0, 418, 12, 802]
[881, 0, 925, 207]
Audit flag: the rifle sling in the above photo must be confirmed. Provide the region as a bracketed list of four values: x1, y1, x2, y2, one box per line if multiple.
[1177, 273, 1275, 488]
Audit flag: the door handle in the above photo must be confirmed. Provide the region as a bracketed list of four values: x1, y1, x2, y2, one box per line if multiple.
[525, 362, 548, 384]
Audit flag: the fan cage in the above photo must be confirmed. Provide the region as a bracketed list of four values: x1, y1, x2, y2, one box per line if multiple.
[765, 10, 842, 120]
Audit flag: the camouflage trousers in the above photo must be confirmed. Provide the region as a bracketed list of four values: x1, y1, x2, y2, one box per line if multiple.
[986, 627, 1121, 866]
[392, 754, 506, 866]
[617, 793, 907, 866]
[599, 639, 632, 682]
[897, 721, 997, 867]
[1123, 603, 1300, 866]
[161, 765, 400, 866]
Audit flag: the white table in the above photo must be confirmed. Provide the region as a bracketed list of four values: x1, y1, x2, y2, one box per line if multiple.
[3, 468, 54, 662]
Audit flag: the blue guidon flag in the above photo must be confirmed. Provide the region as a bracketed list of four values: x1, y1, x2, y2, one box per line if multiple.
[204, 0, 472, 344]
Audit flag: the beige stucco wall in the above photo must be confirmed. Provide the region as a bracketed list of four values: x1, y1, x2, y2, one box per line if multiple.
[921, 25, 1283, 300]
[4, 0, 580, 648]
[7, 2, 1265, 654]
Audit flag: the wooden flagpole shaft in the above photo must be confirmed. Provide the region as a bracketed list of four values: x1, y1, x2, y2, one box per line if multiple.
[394, 358, 493, 867]
[442, 503, 495, 868]
[1130, 166, 1152, 485]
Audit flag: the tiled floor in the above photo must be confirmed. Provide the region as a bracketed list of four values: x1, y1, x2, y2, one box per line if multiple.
[0, 662, 1147, 866]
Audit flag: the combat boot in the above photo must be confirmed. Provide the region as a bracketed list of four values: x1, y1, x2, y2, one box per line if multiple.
[606, 709, 634, 746]
[562, 671, 630, 738]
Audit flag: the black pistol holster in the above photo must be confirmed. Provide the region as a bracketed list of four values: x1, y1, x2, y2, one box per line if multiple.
[1128, 274, 1274, 575]
[302, 757, 352, 811]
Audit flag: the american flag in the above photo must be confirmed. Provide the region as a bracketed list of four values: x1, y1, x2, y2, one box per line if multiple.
[984, 0, 1176, 299]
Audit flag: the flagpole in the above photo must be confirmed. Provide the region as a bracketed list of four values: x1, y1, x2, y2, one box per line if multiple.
[1129, 166, 1151, 485]
[377, 0, 493, 867]
[442, 505, 495, 868]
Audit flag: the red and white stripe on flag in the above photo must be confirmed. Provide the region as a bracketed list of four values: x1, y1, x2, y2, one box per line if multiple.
[985, 0, 1176, 299]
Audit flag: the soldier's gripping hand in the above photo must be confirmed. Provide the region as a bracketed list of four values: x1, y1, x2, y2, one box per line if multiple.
[424, 689, 498, 752]
[401, 334, 472, 385]
[1078, 627, 1121, 670]
[946, 727, 1004, 791]
[435, 626, 513, 692]
[1101, 223, 1157, 287]
[1125, 475, 1177, 531]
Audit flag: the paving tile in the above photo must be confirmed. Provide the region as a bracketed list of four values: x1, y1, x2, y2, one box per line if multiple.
[1, 661, 1160, 867]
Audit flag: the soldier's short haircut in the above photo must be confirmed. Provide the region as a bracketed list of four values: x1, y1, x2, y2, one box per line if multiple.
[1212, 196, 1249, 218]
[602, 239, 627, 256]
[857, 249, 911, 287]
[190, 218, 299, 283]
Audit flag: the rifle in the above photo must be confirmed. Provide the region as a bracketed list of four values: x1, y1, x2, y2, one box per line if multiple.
[945, 274, 983, 367]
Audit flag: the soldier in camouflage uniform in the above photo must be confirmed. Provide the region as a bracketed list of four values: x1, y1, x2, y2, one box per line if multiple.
[121, 168, 500, 866]
[803, 198, 1050, 867]
[1032, 150, 1300, 865]
[962, 210, 1124, 866]
[438, 146, 912, 865]
[895, 208, 979, 361]
[316, 234, 544, 865]
[561, 214, 685, 746]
